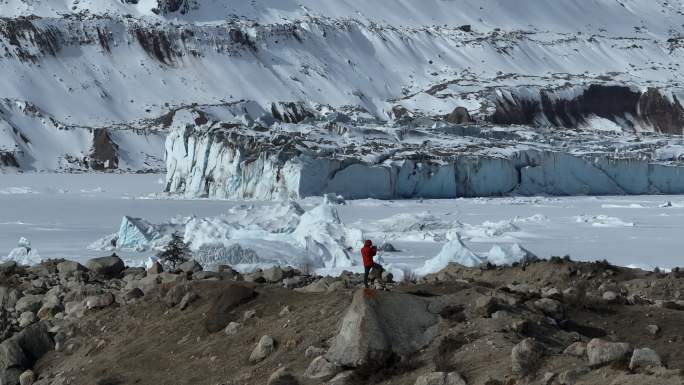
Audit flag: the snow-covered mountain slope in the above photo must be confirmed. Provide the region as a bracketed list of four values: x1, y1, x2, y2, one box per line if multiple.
[2, 0, 684, 176]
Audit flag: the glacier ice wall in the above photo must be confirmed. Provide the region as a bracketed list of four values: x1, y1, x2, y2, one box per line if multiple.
[165, 125, 684, 200]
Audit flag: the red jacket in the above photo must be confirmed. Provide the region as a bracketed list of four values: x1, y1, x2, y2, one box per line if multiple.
[361, 240, 376, 268]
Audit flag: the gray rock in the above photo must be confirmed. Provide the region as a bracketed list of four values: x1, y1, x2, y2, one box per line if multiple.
[474, 296, 500, 318]
[243, 309, 257, 320]
[327, 371, 355, 385]
[414, 372, 467, 385]
[243, 270, 265, 283]
[85, 292, 114, 309]
[533, 298, 565, 320]
[204, 285, 257, 333]
[563, 342, 587, 357]
[179, 291, 198, 311]
[224, 322, 240, 336]
[267, 367, 299, 385]
[381, 271, 394, 283]
[86, 255, 125, 277]
[179, 259, 203, 273]
[0, 288, 18, 311]
[192, 271, 220, 280]
[627, 294, 652, 305]
[511, 338, 545, 375]
[163, 284, 190, 307]
[305, 346, 326, 359]
[283, 276, 305, 289]
[586, 338, 632, 366]
[0, 261, 18, 275]
[557, 367, 590, 385]
[249, 335, 276, 363]
[56, 261, 87, 278]
[18, 312, 36, 328]
[263, 266, 285, 283]
[542, 372, 556, 385]
[36, 301, 61, 320]
[326, 289, 439, 368]
[18, 370, 34, 385]
[541, 287, 562, 300]
[294, 277, 339, 293]
[304, 356, 339, 381]
[646, 324, 660, 335]
[629, 348, 662, 371]
[147, 261, 163, 275]
[123, 288, 144, 301]
[64, 301, 86, 318]
[507, 283, 533, 295]
[15, 295, 42, 314]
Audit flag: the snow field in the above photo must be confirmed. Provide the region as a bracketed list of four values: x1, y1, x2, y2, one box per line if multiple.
[3, 175, 684, 277]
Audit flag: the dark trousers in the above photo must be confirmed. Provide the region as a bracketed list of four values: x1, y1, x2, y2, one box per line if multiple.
[364, 263, 384, 287]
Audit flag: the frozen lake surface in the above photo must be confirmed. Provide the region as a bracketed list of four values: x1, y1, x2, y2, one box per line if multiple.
[2, 173, 684, 272]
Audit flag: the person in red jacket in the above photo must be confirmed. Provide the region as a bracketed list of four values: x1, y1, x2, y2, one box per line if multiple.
[361, 239, 384, 288]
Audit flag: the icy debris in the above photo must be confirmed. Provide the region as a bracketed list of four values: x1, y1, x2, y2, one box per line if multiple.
[575, 215, 635, 227]
[92, 201, 363, 271]
[415, 232, 484, 275]
[292, 203, 361, 268]
[5, 237, 41, 265]
[323, 193, 346, 205]
[486, 244, 537, 266]
[600, 204, 646, 209]
[195, 244, 267, 266]
[461, 220, 520, 240]
[513, 214, 549, 223]
[87, 233, 118, 251]
[0, 187, 39, 195]
[116, 216, 160, 251]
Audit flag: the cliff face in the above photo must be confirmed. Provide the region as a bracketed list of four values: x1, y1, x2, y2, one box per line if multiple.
[2, 1, 684, 174]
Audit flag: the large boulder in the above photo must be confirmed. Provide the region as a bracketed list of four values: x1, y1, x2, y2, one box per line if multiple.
[86, 255, 125, 277]
[14, 296, 42, 314]
[326, 289, 439, 368]
[56, 261, 88, 279]
[204, 285, 257, 333]
[629, 348, 662, 371]
[249, 335, 276, 363]
[587, 338, 632, 366]
[511, 338, 545, 376]
[445, 106, 473, 124]
[179, 259, 203, 273]
[304, 356, 339, 381]
[267, 367, 299, 385]
[0, 322, 53, 385]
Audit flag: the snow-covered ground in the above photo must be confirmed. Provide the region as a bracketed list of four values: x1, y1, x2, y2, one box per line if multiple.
[3, 174, 684, 276]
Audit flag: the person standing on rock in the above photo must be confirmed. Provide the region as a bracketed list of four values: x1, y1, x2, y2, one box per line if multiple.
[362, 240, 384, 288]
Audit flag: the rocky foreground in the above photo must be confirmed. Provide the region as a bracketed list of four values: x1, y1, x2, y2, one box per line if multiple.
[0, 256, 683, 385]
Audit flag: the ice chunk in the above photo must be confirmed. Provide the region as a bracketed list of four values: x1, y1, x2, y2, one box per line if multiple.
[486, 244, 537, 266]
[415, 232, 484, 275]
[575, 215, 635, 227]
[292, 203, 361, 268]
[195, 244, 266, 266]
[5, 237, 41, 265]
[116, 216, 159, 251]
[87, 233, 118, 251]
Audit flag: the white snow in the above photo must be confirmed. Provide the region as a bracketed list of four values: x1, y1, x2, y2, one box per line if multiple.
[415, 232, 484, 275]
[3, 170, 684, 275]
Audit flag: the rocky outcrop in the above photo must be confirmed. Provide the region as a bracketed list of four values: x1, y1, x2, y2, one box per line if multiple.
[88, 128, 119, 171]
[490, 85, 684, 134]
[326, 289, 439, 368]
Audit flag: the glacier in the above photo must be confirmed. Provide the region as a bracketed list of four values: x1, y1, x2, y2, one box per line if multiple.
[164, 119, 684, 200]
